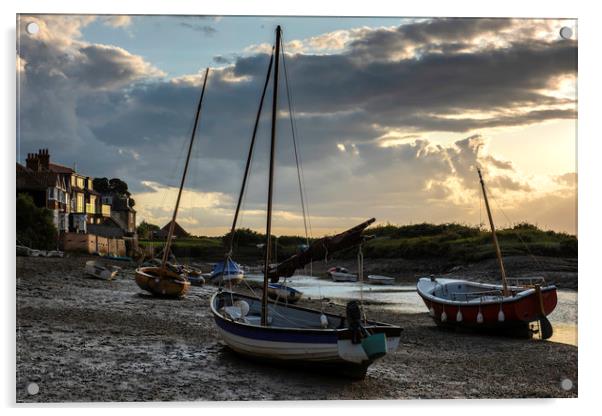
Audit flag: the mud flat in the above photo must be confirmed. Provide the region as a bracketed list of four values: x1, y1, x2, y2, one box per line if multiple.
[16, 255, 577, 402]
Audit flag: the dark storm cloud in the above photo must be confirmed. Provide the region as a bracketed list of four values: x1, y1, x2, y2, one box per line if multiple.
[349, 18, 515, 61]
[17, 16, 577, 227]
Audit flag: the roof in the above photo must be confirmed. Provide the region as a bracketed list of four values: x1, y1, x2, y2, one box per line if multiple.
[16, 163, 61, 190]
[154, 220, 190, 238]
[48, 162, 74, 174]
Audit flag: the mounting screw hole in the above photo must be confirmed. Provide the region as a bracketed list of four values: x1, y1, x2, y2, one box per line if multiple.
[560, 27, 573, 40]
[26, 22, 39, 35]
[560, 378, 573, 391]
[27, 382, 39, 395]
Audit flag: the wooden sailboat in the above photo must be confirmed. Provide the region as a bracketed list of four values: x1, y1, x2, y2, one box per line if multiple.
[211, 26, 402, 379]
[135, 68, 210, 298]
[416, 168, 557, 339]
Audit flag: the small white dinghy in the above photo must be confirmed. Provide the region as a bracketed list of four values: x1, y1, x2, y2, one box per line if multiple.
[328, 267, 358, 282]
[367, 275, 395, 285]
[85, 260, 119, 281]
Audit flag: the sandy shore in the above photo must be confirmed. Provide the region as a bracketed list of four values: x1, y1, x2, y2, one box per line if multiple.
[16, 255, 577, 402]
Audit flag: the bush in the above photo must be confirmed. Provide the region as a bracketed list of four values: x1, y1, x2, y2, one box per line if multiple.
[137, 220, 160, 239]
[16, 193, 58, 250]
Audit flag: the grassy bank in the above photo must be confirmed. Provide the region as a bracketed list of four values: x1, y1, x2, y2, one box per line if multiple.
[139, 222, 577, 265]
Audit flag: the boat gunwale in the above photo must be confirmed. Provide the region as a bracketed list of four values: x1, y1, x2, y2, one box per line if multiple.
[210, 291, 402, 335]
[135, 266, 189, 286]
[416, 277, 557, 307]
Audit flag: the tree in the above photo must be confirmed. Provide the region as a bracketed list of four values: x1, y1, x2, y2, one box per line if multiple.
[137, 220, 160, 239]
[93, 177, 131, 197]
[92, 177, 110, 194]
[16, 193, 58, 250]
[108, 178, 130, 196]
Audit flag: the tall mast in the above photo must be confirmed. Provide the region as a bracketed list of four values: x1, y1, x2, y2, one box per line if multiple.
[477, 167, 509, 296]
[161, 68, 210, 270]
[226, 50, 275, 256]
[262, 26, 281, 325]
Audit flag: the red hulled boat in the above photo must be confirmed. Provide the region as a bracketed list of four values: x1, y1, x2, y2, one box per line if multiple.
[417, 277, 557, 338]
[416, 167, 557, 339]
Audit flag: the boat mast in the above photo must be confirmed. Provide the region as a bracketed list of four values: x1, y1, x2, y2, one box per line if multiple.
[262, 26, 281, 325]
[226, 50, 274, 256]
[477, 167, 509, 296]
[161, 68, 210, 270]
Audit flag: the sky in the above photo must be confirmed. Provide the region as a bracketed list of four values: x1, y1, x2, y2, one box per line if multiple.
[16, 15, 578, 237]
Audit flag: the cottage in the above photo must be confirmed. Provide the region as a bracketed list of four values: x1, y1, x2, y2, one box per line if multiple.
[16, 149, 135, 256]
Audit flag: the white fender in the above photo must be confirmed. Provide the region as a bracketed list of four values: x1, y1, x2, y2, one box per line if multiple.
[456, 310, 463, 322]
[498, 310, 505, 322]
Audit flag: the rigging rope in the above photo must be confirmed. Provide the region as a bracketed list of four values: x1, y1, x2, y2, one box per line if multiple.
[280, 38, 312, 244]
[483, 179, 548, 283]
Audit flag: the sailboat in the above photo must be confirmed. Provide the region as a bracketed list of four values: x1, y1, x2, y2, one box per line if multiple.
[211, 26, 402, 379]
[416, 168, 557, 339]
[135, 68, 210, 298]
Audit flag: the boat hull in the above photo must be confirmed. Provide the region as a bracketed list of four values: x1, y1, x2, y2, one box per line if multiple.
[417, 277, 557, 338]
[211, 291, 401, 379]
[330, 272, 358, 282]
[267, 284, 303, 303]
[135, 266, 190, 298]
[85, 260, 118, 281]
[210, 272, 244, 285]
[367, 275, 395, 285]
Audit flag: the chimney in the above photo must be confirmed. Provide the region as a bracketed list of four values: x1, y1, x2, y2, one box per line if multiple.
[26, 152, 40, 171]
[38, 148, 50, 170]
[25, 149, 50, 171]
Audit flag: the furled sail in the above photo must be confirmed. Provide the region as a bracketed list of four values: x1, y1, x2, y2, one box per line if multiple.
[267, 217, 375, 282]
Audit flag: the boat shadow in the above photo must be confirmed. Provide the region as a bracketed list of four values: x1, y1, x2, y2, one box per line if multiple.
[215, 344, 361, 385]
[134, 293, 186, 301]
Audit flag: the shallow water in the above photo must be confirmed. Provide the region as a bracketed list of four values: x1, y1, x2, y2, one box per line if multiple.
[246, 273, 578, 346]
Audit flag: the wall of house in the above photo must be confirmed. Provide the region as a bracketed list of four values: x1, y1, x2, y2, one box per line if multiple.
[61, 233, 126, 256]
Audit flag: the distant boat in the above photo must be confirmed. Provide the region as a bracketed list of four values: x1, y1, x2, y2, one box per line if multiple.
[267, 283, 303, 303]
[186, 269, 205, 286]
[367, 275, 395, 285]
[134, 68, 210, 298]
[416, 168, 557, 339]
[85, 260, 119, 281]
[328, 267, 357, 282]
[210, 258, 244, 285]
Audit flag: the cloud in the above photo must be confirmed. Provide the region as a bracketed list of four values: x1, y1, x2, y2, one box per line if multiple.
[101, 15, 132, 28]
[17, 16, 578, 235]
[555, 172, 577, 187]
[179, 22, 217, 36]
[212, 55, 231, 65]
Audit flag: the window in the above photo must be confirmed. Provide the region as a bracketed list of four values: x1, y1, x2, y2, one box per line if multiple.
[76, 193, 84, 213]
[48, 187, 61, 201]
